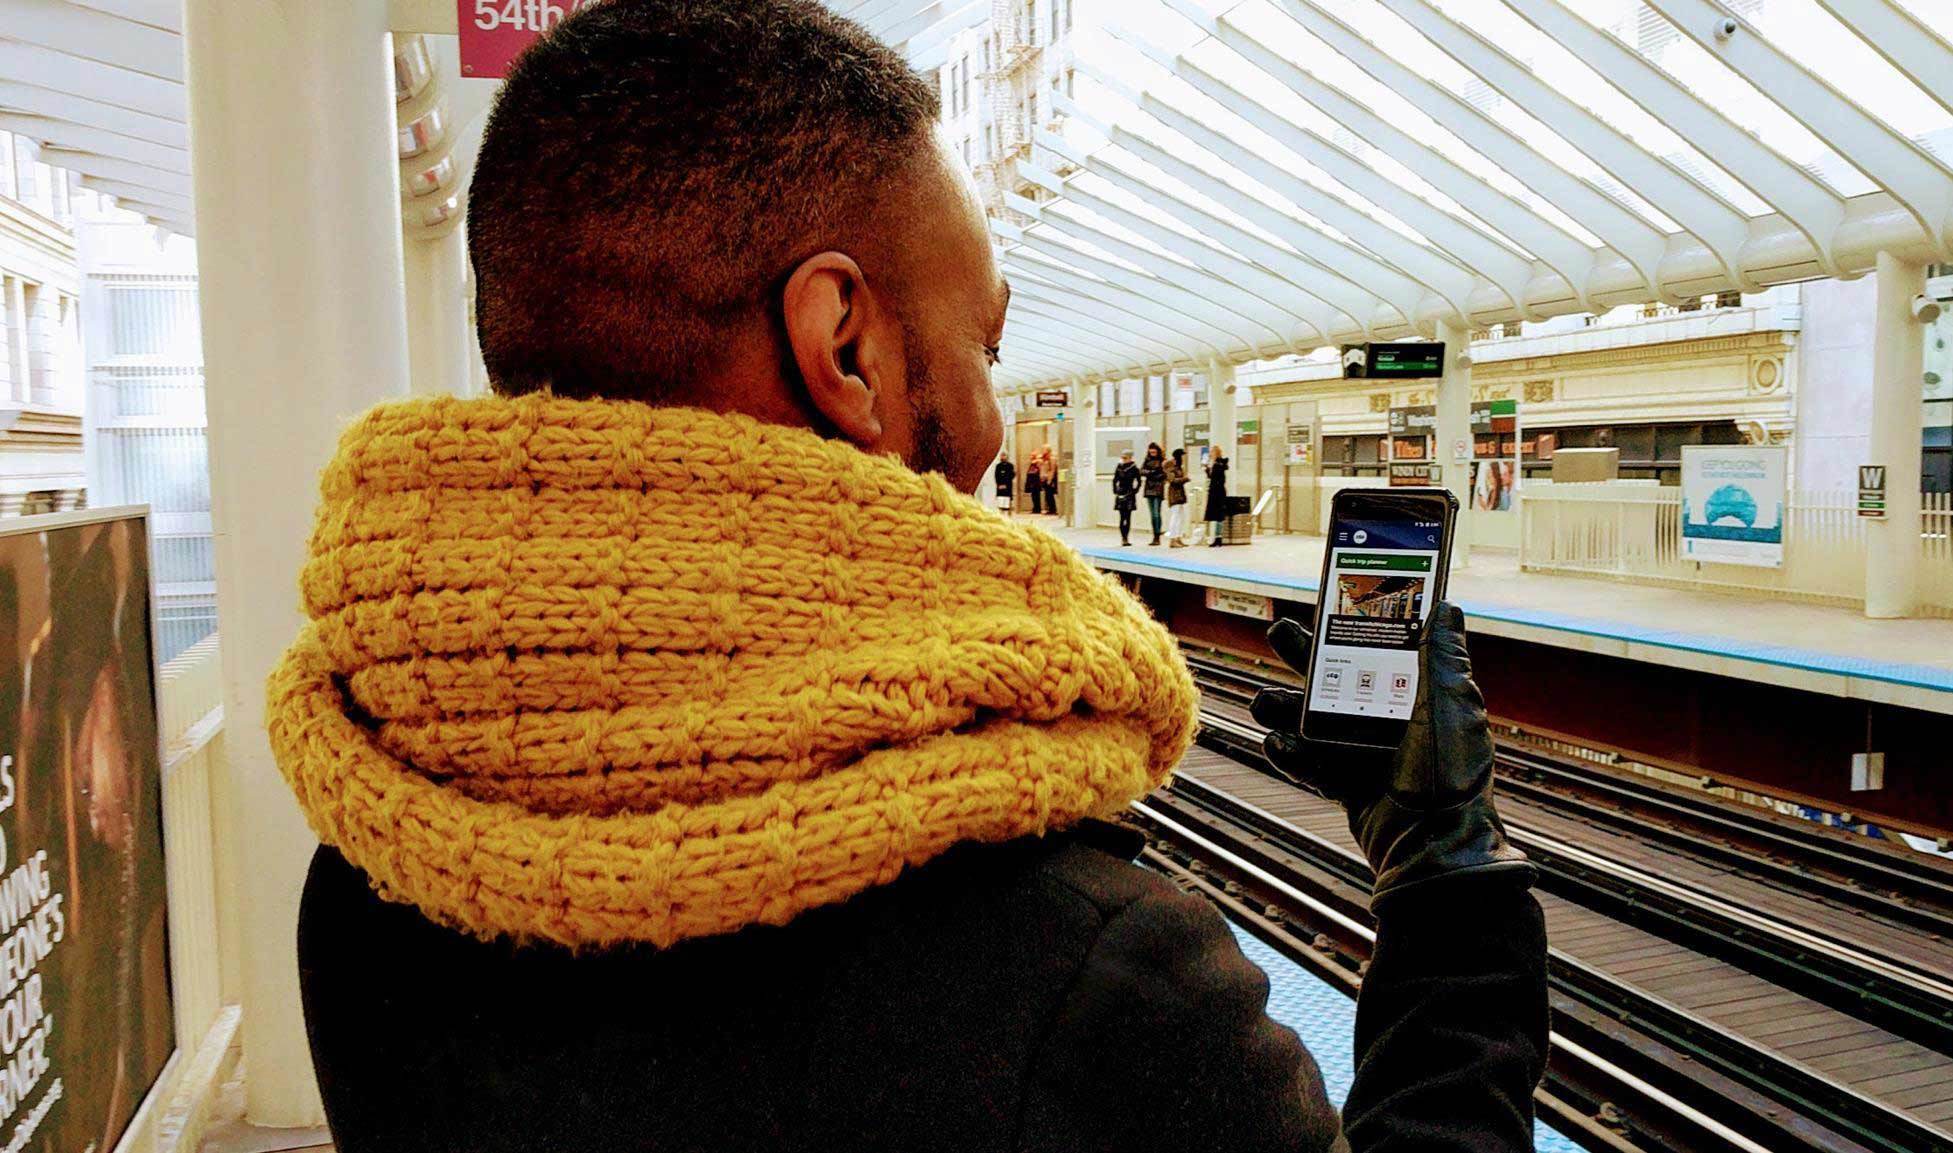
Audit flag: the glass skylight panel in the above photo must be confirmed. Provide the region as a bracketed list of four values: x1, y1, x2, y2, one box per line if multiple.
[1558, 0, 1875, 197]
[1180, 26, 1540, 261]
[1047, 199, 1199, 268]
[1025, 225, 1158, 279]
[1239, 0, 1626, 245]
[1149, 51, 1441, 251]
[1736, 0, 1953, 168]
[1424, 0, 1771, 216]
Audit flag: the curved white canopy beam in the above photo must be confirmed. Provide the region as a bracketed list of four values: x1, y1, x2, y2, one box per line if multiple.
[1370, 0, 1755, 295]
[1113, 22, 1536, 320]
[1502, 0, 1848, 278]
[1165, 9, 1591, 316]
[1004, 226, 1292, 353]
[1026, 125, 1393, 334]
[1809, 0, 1953, 117]
[1262, 0, 1669, 300]
[1011, 194, 1331, 344]
[1640, 0, 1953, 254]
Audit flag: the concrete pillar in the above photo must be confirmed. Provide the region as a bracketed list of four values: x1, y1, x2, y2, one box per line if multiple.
[1207, 359, 1238, 462]
[1865, 251, 1925, 618]
[403, 229, 473, 396]
[1435, 318, 1474, 569]
[1070, 380, 1096, 529]
[185, 0, 412, 1126]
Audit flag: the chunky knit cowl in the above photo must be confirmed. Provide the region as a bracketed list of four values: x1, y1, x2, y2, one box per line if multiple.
[267, 395, 1197, 948]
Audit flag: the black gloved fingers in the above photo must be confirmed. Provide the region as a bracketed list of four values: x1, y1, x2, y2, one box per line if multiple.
[1266, 616, 1313, 676]
[1249, 685, 1306, 732]
[1261, 729, 1315, 792]
[1262, 728, 1373, 802]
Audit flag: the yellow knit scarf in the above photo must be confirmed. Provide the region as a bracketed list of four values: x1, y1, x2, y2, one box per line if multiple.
[267, 395, 1196, 948]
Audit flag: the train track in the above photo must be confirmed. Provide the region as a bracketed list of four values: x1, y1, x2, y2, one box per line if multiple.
[1145, 653, 1953, 1152]
[1184, 651, 1953, 944]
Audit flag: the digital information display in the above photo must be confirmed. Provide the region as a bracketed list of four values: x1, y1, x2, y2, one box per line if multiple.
[1346, 342, 1446, 380]
[1309, 518, 1442, 721]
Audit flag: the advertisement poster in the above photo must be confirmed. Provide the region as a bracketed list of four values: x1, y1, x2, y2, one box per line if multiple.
[0, 513, 173, 1153]
[1680, 445, 1787, 567]
[1184, 424, 1211, 466]
[1285, 424, 1312, 465]
[1472, 460, 1515, 511]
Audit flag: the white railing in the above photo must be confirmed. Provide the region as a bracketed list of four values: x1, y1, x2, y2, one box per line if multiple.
[152, 634, 238, 1152]
[1926, 492, 1953, 614]
[1521, 484, 1953, 617]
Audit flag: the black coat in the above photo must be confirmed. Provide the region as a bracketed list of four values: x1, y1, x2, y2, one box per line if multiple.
[1141, 458, 1167, 499]
[1111, 461, 1141, 512]
[1203, 457, 1231, 521]
[994, 459, 1016, 495]
[299, 821, 1546, 1153]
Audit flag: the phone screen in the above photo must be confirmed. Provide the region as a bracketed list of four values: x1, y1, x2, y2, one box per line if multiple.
[1306, 514, 1445, 730]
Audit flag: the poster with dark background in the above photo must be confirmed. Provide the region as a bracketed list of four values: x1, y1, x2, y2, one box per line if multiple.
[0, 513, 172, 1153]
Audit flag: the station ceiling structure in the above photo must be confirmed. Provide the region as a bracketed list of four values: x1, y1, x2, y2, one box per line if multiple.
[4, 0, 1949, 394]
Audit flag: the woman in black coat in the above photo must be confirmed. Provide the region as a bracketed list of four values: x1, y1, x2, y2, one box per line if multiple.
[1203, 447, 1231, 547]
[1139, 443, 1167, 545]
[1111, 450, 1141, 545]
[992, 453, 1015, 514]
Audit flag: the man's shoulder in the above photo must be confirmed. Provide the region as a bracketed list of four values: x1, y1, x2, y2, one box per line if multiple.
[300, 818, 1180, 955]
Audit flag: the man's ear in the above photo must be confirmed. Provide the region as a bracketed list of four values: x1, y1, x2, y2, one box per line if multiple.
[782, 251, 904, 450]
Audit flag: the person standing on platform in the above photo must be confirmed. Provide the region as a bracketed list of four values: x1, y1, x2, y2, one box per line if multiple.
[1112, 449, 1141, 546]
[1204, 445, 1231, 546]
[1165, 447, 1190, 546]
[1141, 442, 1167, 545]
[278, 5, 1547, 1152]
[1024, 453, 1044, 514]
[1040, 446, 1060, 517]
[992, 451, 1015, 515]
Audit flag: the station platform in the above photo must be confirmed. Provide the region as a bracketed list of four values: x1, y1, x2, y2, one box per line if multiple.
[1041, 521, 1953, 717]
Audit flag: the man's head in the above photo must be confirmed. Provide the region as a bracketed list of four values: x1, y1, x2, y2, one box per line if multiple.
[470, 0, 1006, 491]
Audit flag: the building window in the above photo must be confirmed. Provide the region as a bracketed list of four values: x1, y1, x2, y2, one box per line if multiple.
[1066, 68, 1075, 97]
[962, 138, 971, 166]
[982, 37, 992, 72]
[1065, 0, 1073, 32]
[960, 61, 971, 117]
[1025, 0, 1036, 46]
[985, 123, 996, 160]
[1051, 0, 1060, 41]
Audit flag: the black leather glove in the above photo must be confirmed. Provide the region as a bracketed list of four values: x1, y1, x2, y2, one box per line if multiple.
[1250, 602, 1534, 912]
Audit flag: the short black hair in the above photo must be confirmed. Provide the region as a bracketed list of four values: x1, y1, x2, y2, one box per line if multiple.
[469, 0, 940, 400]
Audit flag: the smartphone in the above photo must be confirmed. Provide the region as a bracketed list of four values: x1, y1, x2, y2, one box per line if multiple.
[1299, 487, 1458, 749]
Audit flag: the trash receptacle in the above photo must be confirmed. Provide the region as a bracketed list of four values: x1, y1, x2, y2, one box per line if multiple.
[1224, 495, 1255, 544]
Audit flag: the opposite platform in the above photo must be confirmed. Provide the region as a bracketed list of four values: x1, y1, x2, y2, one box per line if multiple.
[1041, 521, 1953, 717]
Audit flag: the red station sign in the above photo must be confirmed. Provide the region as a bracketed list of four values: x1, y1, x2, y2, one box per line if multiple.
[458, 0, 600, 79]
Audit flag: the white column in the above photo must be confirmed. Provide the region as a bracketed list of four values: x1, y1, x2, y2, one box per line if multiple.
[185, 0, 412, 1126]
[1207, 359, 1238, 462]
[1435, 317, 1474, 569]
[403, 229, 473, 396]
[1865, 251, 1925, 618]
[1070, 381, 1096, 529]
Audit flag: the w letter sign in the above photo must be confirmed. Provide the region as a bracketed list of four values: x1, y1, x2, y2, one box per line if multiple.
[1857, 465, 1886, 519]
